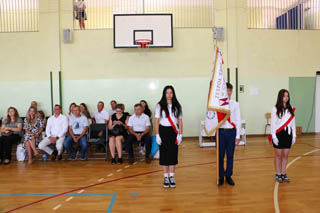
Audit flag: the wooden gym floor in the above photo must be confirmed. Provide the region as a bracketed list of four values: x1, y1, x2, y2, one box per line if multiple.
[0, 135, 320, 213]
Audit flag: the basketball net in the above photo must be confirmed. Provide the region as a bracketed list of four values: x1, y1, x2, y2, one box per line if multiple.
[135, 39, 152, 56]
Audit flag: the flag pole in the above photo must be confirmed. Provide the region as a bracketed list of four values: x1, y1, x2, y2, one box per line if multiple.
[216, 129, 220, 185]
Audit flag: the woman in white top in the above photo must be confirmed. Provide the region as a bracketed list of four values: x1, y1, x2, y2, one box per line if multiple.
[271, 89, 296, 183]
[155, 85, 183, 188]
[74, 0, 86, 30]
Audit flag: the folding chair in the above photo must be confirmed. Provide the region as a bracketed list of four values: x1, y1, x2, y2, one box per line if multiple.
[87, 124, 108, 160]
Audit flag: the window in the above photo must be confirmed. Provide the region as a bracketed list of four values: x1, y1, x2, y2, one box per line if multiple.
[73, 0, 214, 30]
[0, 0, 39, 32]
[248, 0, 320, 30]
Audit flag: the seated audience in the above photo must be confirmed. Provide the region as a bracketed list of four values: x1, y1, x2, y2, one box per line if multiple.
[92, 101, 109, 140]
[67, 102, 76, 120]
[108, 104, 129, 164]
[80, 103, 94, 125]
[109, 100, 117, 116]
[38, 105, 68, 161]
[24, 106, 44, 165]
[0, 107, 23, 165]
[140, 100, 152, 120]
[118, 103, 130, 117]
[126, 104, 152, 164]
[64, 105, 88, 160]
[38, 110, 47, 127]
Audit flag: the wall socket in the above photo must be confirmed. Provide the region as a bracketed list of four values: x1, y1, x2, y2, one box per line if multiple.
[240, 85, 244, 93]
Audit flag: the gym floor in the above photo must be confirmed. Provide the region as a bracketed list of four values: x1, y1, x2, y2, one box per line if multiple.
[1, 135, 319, 213]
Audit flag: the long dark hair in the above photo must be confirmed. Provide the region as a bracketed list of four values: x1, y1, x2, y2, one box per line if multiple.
[275, 89, 294, 118]
[80, 103, 91, 119]
[158, 85, 182, 118]
[140, 100, 152, 117]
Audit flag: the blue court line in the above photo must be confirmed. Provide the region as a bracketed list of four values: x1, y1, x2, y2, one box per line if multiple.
[0, 192, 138, 212]
[128, 192, 139, 195]
[107, 194, 117, 213]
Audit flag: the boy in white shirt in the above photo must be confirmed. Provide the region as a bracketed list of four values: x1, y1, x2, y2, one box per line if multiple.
[218, 83, 241, 186]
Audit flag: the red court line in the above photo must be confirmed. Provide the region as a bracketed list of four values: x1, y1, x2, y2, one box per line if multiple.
[5, 147, 320, 213]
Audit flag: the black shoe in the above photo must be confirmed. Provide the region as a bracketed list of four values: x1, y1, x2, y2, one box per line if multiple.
[169, 176, 176, 188]
[275, 174, 283, 183]
[57, 155, 62, 161]
[3, 159, 11, 165]
[226, 176, 235, 186]
[163, 177, 170, 188]
[128, 158, 134, 165]
[145, 157, 151, 164]
[111, 158, 116, 165]
[51, 150, 58, 161]
[281, 174, 290, 183]
[117, 158, 123, 164]
[218, 177, 224, 186]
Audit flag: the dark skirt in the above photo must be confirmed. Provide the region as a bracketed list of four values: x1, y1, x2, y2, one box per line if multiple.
[159, 125, 178, 166]
[273, 128, 293, 149]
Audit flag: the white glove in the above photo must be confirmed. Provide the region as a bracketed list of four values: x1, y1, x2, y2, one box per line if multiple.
[292, 137, 296, 145]
[156, 134, 162, 146]
[177, 134, 182, 145]
[272, 134, 279, 146]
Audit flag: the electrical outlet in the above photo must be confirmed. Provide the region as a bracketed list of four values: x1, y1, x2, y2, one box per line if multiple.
[240, 85, 244, 93]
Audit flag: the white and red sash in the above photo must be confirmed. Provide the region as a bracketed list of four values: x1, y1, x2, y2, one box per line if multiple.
[163, 110, 179, 144]
[268, 107, 296, 144]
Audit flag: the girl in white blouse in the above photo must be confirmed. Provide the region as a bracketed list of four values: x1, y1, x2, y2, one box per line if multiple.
[155, 85, 183, 188]
[271, 89, 296, 183]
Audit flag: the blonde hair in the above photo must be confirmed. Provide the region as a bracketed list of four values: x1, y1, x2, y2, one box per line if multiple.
[26, 106, 39, 125]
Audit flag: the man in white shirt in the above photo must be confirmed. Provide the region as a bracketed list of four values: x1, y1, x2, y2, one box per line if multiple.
[92, 101, 109, 139]
[93, 101, 110, 124]
[218, 83, 241, 186]
[126, 104, 152, 164]
[108, 100, 117, 116]
[38, 105, 68, 161]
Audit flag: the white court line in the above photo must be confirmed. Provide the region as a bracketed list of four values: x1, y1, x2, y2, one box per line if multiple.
[116, 169, 122, 172]
[274, 149, 320, 213]
[107, 173, 113, 177]
[65, 197, 73, 202]
[133, 162, 137, 165]
[53, 204, 62, 210]
[78, 189, 84, 194]
[303, 149, 319, 156]
[98, 178, 104, 182]
[124, 165, 130, 168]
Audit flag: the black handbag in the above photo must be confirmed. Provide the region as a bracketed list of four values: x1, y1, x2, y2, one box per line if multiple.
[110, 125, 123, 136]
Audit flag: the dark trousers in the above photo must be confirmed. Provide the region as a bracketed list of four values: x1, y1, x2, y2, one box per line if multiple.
[218, 128, 236, 178]
[126, 132, 151, 159]
[0, 134, 21, 160]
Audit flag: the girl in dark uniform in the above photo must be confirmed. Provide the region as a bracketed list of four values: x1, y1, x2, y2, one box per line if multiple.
[271, 89, 296, 183]
[155, 86, 183, 188]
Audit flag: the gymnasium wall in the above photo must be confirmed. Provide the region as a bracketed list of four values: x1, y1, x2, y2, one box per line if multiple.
[0, 0, 319, 136]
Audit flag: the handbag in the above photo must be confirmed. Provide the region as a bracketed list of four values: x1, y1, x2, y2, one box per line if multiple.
[110, 125, 122, 136]
[16, 143, 26, 161]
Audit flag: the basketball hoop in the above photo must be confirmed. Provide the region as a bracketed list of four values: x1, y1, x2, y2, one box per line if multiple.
[135, 39, 152, 56]
[135, 39, 152, 49]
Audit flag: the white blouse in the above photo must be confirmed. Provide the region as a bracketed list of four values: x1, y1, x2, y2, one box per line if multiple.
[155, 104, 182, 127]
[271, 107, 296, 137]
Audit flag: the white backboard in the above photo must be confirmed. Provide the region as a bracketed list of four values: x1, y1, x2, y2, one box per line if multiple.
[113, 14, 173, 48]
